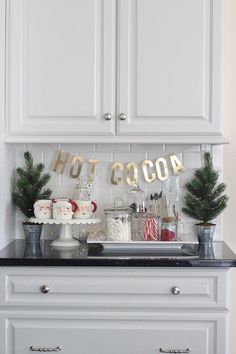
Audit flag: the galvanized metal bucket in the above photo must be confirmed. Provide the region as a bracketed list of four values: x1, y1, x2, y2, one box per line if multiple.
[23, 223, 43, 243]
[24, 242, 43, 258]
[198, 242, 215, 259]
[195, 224, 216, 243]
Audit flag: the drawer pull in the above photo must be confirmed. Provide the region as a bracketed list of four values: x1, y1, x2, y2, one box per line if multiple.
[40, 285, 50, 294]
[159, 349, 191, 353]
[171, 286, 181, 295]
[30, 346, 62, 352]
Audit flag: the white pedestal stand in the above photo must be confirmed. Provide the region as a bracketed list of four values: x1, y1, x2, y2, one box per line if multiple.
[29, 218, 101, 249]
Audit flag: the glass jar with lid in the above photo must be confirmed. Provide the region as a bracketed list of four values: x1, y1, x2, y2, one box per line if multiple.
[161, 216, 177, 241]
[132, 212, 161, 241]
[126, 185, 146, 213]
[104, 199, 132, 241]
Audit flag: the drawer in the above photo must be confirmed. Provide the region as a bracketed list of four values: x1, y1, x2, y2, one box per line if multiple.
[1, 313, 226, 354]
[0, 267, 228, 309]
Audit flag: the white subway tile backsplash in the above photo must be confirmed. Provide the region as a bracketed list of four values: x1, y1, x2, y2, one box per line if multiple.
[13, 143, 224, 240]
[201, 144, 212, 152]
[27, 144, 59, 153]
[212, 145, 223, 170]
[113, 152, 147, 163]
[60, 143, 95, 153]
[183, 152, 202, 169]
[131, 144, 163, 153]
[165, 144, 201, 153]
[95, 144, 130, 152]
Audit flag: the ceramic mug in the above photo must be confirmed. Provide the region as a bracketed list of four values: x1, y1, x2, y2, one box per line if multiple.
[34, 200, 52, 219]
[52, 199, 78, 220]
[73, 200, 97, 219]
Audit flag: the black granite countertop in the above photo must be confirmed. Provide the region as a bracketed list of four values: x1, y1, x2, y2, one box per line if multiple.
[0, 240, 235, 267]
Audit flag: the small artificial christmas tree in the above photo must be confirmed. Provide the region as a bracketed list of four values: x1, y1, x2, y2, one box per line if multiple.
[182, 152, 228, 225]
[12, 151, 52, 220]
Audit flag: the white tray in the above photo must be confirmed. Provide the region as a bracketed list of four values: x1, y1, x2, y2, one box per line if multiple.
[87, 239, 198, 251]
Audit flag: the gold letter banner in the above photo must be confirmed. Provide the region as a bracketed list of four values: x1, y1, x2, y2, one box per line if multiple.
[70, 154, 84, 179]
[155, 158, 169, 181]
[52, 150, 186, 184]
[52, 150, 70, 174]
[88, 159, 100, 182]
[126, 162, 138, 186]
[142, 160, 156, 183]
[170, 154, 185, 175]
[111, 162, 124, 185]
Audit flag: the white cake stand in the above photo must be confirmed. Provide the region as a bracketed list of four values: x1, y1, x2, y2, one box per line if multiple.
[29, 218, 101, 249]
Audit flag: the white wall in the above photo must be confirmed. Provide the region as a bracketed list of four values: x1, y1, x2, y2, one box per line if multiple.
[224, 1, 236, 353]
[0, 0, 16, 249]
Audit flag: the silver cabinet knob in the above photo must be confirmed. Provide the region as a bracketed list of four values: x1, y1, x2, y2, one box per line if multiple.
[119, 113, 127, 121]
[41, 285, 50, 294]
[104, 113, 112, 121]
[171, 286, 181, 295]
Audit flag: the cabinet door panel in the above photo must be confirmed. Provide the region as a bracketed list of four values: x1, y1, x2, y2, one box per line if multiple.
[117, 0, 223, 136]
[3, 315, 223, 354]
[6, 0, 116, 137]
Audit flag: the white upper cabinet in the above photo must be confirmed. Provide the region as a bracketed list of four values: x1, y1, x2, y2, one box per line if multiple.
[4, 0, 226, 143]
[117, 0, 223, 138]
[5, 0, 116, 140]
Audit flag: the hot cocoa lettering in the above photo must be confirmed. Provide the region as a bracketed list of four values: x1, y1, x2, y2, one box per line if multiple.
[52, 150, 100, 183]
[111, 155, 185, 185]
[52, 150, 185, 185]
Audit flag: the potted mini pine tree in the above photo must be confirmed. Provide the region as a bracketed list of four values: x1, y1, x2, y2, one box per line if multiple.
[182, 152, 228, 243]
[12, 151, 52, 243]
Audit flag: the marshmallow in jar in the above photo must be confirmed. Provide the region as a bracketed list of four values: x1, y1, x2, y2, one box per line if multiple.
[104, 206, 132, 241]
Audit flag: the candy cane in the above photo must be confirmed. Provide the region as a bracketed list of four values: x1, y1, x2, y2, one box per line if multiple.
[144, 218, 158, 241]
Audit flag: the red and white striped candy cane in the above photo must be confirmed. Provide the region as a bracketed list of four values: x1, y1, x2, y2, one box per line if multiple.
[144, 217, 158, 241]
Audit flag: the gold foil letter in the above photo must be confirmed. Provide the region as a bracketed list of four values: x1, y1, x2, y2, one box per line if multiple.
[88, 159, 100, 182]
[70, 154, 84, 179]
[170, 154, 185, 175]
[111, 162, 124, 185]
[155, 158, 169, 181]
[126, 162, 138, 186]
[52, 150, 70, 174]
[142, 160, 156, 183]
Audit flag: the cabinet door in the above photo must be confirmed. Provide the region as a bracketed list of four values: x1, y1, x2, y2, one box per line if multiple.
[6, 0, 116, 139]
[117, 0, 223, 137]
[2, 314, 225, 354]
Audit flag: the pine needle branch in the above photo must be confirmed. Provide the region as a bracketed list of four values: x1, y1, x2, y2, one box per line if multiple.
[12, 151, 52, 220]
[182, 152, 228, 224]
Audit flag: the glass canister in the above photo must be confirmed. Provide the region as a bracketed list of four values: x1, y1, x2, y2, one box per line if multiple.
[104, 204, 132, 242]
[161, 216, 177, 241]
[126, 185, 146, 213]
[132, 212, 161, 241]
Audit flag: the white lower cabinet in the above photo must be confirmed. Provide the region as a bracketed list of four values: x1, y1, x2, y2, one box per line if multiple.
[1, 314, 226, 354]
[0, 267, 230, 354]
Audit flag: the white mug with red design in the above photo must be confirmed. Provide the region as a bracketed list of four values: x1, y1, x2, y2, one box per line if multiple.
[73, 200, 97, 219]
[34, 200, 52, 219]
[52, 199, 78, 220]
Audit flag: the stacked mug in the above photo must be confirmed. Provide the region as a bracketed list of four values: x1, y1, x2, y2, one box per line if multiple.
[33, 198, 97, 220]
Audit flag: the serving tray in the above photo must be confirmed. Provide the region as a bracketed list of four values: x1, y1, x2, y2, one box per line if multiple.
[87, 239, 198, 251]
